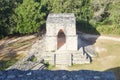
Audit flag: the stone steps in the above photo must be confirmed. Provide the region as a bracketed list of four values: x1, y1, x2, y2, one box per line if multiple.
[72, 52, 90, 64]
[39, 50, 90, 66]
[55, 53, 72, 66]
[31, 64, 46, 70]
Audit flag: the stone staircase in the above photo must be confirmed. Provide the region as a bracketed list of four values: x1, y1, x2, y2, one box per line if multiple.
[55, 53, 72, 66]
[33, 37, 91, 66]
[72, 53, 90, 64]
[40, 49, 90, 66]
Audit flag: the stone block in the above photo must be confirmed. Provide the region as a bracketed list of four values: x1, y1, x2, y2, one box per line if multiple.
[45, 36, 57, 51]
[66, 36, 78, 51]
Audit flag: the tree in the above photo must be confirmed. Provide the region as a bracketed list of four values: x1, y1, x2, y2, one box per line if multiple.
[0, 0, 14, 38]
[12, 0, 47, 34]
[0, 0, 22, 38]
[48, 0, 92, 21]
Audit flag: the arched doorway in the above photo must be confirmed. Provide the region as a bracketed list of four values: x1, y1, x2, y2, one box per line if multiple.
[57, 29, 66, 49]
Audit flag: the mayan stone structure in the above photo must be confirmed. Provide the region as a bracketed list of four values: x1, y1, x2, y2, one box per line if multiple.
[46, 13, 77, 51]
[38, 13, 91, 66]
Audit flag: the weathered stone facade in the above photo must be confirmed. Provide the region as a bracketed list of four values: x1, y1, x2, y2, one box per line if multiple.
[46, 13, 77, 51]
[43, 13, 91, 66]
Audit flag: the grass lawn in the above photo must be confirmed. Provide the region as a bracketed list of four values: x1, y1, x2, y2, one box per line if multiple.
[68, 39, 120, 80]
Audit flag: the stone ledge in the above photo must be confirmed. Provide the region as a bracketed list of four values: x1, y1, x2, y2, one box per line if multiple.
[0, 70, 115, 80]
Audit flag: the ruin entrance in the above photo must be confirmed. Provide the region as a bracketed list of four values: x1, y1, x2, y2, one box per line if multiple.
[46, 13, 77, 51]
[57, 29, 66, 49]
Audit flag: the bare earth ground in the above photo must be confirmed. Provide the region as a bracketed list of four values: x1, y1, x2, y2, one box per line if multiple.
[0, 35, 37, 61]
[0, 34, 120, 79]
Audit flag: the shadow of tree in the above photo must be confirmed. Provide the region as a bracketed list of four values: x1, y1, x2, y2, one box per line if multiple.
[0, 44, 5, 50]
[0, 49, 20, 70]
[77, 20, 100, 58]
[77, 20, 100, 47]
[82, 47, 92, 62]
[77, 20, 100, 35]
[105, 67, 120, 80]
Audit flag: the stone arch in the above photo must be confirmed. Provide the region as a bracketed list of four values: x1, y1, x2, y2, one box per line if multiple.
[57, 29, 66, 49]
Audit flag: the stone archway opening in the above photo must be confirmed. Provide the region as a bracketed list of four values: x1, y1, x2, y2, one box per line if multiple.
[57, 29, 66, 50]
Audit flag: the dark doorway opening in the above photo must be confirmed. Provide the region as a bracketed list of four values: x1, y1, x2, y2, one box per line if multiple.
[57, 29, 66, 49]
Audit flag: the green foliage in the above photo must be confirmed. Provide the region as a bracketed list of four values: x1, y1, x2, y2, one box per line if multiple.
[77, 20, 99, 34]
[48, 0, 81, 13]
[0, 0, 19, 38]
[0, 60, 16, 70]
[12, 0, 47, 34]
[108, 1, 120, 27]
[44, 62, 55, 70]
[29, 55, 37, 62]
[48, 0, 92, 21]
[44, 62, 49, 67]
[95, 0, 120, 35]
[0, 0, 120, 38]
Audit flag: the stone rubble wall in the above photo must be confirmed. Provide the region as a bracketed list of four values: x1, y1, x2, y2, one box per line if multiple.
[0, 70, 115, 80]
[7, 37, 46, 70]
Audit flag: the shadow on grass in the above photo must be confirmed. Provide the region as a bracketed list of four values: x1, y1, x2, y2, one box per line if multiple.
[0, 60, 16, 70]
[0, 50, 19, 70]
[77, 20, 100, 58]
[77, 20, 100, 47]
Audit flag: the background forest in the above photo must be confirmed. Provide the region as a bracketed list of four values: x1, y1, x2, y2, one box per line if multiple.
[0, 0, 120, 38]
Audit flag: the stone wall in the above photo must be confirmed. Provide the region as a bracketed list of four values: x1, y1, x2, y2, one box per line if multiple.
[46, 13, 77, 51]
[66, 36, 78, 50]
[0, 70, 115, 80]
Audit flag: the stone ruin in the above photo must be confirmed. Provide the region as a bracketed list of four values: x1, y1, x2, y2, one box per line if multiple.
[9, 13, 93, 68]
[6, 14, 115, 80]
[46, 13, 77, 51]
[38, 13, 91, 66]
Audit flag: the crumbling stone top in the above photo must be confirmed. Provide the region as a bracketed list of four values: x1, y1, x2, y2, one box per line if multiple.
[0, 70, 115, 80]
[47, 13, 75, 24]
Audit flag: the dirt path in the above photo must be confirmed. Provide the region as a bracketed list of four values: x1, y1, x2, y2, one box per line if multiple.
[81, 33, 120, 42]
[0, 35, 36, 46]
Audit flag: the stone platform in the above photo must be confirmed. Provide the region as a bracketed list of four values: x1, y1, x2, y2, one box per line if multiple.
[36, 49, 91, 66]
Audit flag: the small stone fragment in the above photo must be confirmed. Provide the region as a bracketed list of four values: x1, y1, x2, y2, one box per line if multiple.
[94, 76, 100, 79]
[7, 75, 15, 79]
[0, 75, 6, 79]
[18, 75, 23, 77]
[0, 71, 3, 75]
[26, 72, 32, 76]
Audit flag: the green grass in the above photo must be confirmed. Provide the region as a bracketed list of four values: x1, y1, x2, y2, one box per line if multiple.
[44, 62, 55, 70]
[0, 60, 16, 70]
[29, 56, 37, 62]
[67, 40, 120, 80]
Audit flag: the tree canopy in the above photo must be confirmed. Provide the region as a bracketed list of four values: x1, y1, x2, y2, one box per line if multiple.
[12, 0, 47, 34]
[0, 0, 120, 38]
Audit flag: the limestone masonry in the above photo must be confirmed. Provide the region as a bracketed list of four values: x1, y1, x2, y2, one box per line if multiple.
[8, 13, 95, 70]
[42, 13, 91, 66]
[0, 70, 115, 80]
[46, 13, 77, 51]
